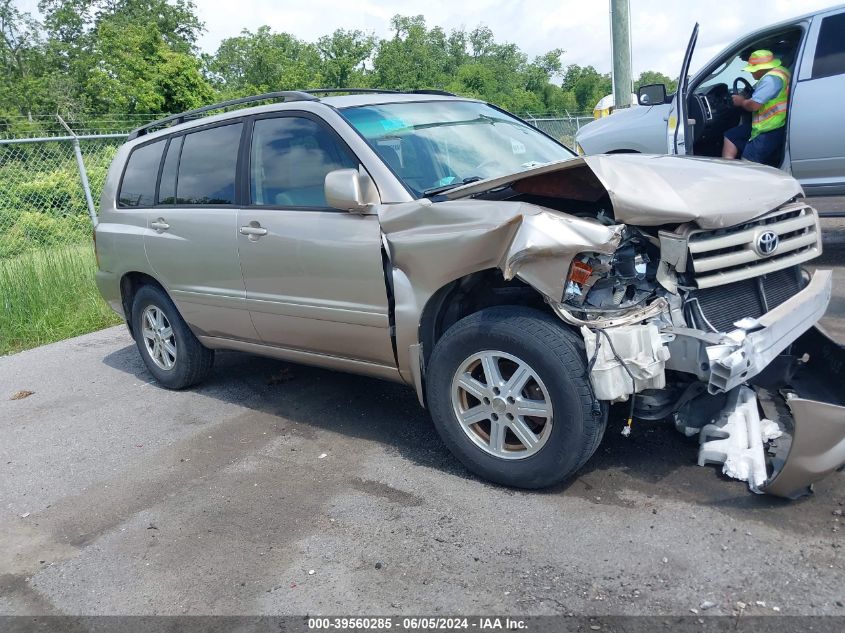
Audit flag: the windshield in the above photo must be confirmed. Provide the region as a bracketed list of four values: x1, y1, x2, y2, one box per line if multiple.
[341, 101, 574, 197]
[696, 54, 754, 92]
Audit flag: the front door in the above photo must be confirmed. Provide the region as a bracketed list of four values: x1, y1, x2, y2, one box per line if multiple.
[666, 23, 699, 155]
[236, 113, 395, 366]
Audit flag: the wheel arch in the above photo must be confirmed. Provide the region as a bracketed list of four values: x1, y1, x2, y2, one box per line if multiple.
[119, 271, 168, 337]
[416, 268, 562, 382]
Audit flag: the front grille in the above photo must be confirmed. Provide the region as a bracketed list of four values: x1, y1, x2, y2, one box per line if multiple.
[687, 266, 805, 333]
[687, 202, 820, 289]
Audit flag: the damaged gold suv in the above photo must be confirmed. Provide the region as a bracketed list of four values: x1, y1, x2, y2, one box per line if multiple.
[95, 90, 845, 498]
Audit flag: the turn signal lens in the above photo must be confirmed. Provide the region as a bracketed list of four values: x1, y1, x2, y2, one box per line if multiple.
[568, 260, 593, 285]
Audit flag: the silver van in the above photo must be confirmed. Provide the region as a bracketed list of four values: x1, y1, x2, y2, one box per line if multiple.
[575, 4, 845, 207]
[95, 89, 845, 497]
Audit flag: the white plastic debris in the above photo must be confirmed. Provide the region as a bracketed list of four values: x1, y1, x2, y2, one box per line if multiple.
[760, 419, 782, 442]
[318, 453, 327, 459]
[698, 386, 780, 492]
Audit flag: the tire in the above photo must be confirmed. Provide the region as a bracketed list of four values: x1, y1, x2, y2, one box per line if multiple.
[426, 306, 606, 489]
[130, 284, 214, 389]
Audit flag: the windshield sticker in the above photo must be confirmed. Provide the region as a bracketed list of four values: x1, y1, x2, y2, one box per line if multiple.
[380, 119, 407, 133]
[511, 139, 526, 154]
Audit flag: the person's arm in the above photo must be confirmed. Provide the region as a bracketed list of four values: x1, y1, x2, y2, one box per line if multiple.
[732, 74, 783, 111]
[731, 95, 763, 111]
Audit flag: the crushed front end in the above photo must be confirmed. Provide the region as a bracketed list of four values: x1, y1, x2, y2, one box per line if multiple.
[553, 199, 845, 497]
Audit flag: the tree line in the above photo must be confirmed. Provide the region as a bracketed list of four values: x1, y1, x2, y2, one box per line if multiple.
[1, 0, 678, 134]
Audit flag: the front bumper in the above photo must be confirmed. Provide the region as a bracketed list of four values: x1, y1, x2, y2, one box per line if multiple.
[759, 326, 845, 498]
[666, 269, 833, 393]
[680, 326, 845, 498]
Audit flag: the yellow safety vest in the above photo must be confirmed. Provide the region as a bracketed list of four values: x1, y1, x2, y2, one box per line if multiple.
[751, 67, 791, 139]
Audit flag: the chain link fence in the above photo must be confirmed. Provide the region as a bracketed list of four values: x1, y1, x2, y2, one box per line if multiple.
[0, 113, 593, 260]
[524, 114, 594, 148]
[0, 135, 126, 258]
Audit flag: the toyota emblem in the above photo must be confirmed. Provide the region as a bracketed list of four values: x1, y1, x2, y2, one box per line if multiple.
[756, 231, 779, 256]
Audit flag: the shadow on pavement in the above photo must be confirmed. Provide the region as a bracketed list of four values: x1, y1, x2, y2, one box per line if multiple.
[102, 338, 841, 533]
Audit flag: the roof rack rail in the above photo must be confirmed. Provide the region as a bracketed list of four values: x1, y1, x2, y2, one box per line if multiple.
[408, 89, 457, 96]
[127, 90, 318, 140]
[305, 88, 457, 97]
[304, 88, 399, 95]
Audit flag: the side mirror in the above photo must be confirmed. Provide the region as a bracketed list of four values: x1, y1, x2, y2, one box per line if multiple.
[325, 168, 377, 213]
[637, 83, 667, 106]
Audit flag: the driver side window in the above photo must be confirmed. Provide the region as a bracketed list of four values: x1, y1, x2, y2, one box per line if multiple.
[249, 116, 359, 208]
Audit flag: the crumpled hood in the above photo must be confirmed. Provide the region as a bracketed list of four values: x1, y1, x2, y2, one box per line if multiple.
[444, 153, 804, 229]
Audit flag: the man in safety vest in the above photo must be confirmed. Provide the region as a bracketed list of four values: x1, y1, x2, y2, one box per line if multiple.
[721, 49, 791, 165]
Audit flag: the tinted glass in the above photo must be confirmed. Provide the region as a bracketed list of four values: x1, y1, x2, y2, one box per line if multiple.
[812, 13, 845, 79]
[342, 101, 573, 197]
[118, 140, 165, 207]
[177, 123, 242, 205]
[157, 136, 183, 204]
[250, 116, 358, 207]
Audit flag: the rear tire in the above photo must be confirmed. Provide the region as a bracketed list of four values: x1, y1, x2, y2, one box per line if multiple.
[426, 306, 606, 488]
[131, 284, 214, 389]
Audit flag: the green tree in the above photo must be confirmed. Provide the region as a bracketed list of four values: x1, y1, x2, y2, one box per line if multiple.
[86, 18, 212, 113]
[205, 26, 322, 96]
[0, 0, 50, 122]
[317, 29, 376, 88]
[561, 64, 612, 112]
[25, 0, 210, 117]
[635, 70, 678, 94]
[373, 15, 449, 90]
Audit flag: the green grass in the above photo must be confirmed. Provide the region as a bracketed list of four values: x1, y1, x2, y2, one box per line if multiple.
[0, 244, 122, 355]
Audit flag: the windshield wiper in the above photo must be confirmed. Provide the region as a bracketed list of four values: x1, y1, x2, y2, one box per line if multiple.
[423, 176, 484, 197]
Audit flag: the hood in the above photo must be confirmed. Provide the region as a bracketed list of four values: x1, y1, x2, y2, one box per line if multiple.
[444, 153, 804, 229]
[576, 104, 659, 140]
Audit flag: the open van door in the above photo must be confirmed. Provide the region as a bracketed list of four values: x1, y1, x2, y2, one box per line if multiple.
[667, 23, 699, 154]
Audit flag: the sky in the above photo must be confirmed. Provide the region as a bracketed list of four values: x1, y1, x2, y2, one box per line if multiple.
[17, 0, 840, 76]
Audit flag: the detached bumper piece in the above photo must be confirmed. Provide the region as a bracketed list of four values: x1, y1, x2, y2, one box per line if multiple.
[679, 327, 845, 497]
[697, 386, 781, 491]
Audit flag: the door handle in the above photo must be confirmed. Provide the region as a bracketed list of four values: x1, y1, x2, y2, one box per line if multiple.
[151, 219, 170, 232]
[239, 223, 268, 240]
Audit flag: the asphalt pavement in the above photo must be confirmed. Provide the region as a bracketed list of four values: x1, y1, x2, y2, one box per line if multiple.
[1, 222, 843, 617]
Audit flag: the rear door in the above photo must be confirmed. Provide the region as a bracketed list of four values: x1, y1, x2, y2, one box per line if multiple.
[236, 113, 395, 366]
[789, 8, 845, 195]
[143, 121, 259, 341]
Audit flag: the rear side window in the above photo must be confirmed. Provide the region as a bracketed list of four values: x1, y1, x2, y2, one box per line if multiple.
[157, 136, 183, 205]
[249, 116, 358, 207]
[118, 140, 165, 208]
[176, 123, 243, 205]
[812, 13, 845, 79]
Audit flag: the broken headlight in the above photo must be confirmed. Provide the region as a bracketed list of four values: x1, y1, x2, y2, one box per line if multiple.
[564, 233, 658, 311]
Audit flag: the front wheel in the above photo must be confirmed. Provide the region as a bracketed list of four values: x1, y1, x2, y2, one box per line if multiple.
[426, 306, 606, 488]
[131, 284, 214, 389]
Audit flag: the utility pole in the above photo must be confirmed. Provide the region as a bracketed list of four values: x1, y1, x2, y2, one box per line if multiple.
[610, 0, 632, 110]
